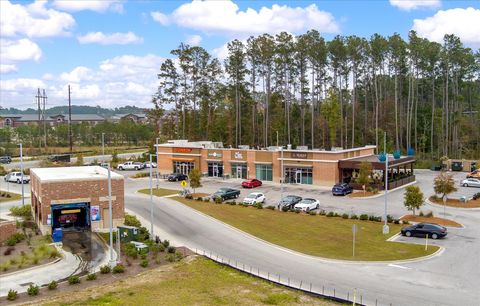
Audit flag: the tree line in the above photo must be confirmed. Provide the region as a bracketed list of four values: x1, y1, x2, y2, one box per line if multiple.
[154, 30, 480, 159]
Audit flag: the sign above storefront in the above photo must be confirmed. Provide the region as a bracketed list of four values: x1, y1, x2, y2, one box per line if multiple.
[174, 148, 192, 153]
[234, 151, 243, 159]
[208, 152, 222, 158]
[292, 152, 308, 159]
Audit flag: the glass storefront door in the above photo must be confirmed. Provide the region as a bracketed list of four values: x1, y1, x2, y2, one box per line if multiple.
[255, 164, 273, 181]
[208, 162, 223, 177]
[231, 163, 247, 179]
[284, 167, 313, 184]
[173, 161, 194, 175]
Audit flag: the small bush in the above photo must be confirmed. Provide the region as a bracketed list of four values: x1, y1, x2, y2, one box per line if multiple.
[124, 214, 141, 227]
[425, 211, 434, 218]
[113, 264, 125, 274]
[319, 210, 326, 216]
[196, 197, 203, 201]
[394, 219, 400, 224]
[162, 240, 170, 248]
[9, 205, 32, 218]
[203, 198, 210, 202]
[140, 253, 147, 260]
[27, 284, 39, 296]
[372, 188, 379, 195]
[255, 203, 263, 209]
[431, 194, 439, 201]
[402, 220, 410, 225]
[48, 280, 58, 290]
[140, 259, 149, 268]
[387, 215, 394, 223]
[167, 246, 176, 254]
[87, 273, 97, 281]
[7, 289, 17, 301]
[326, 211, 334, 217]
[308, 211, 317, 216]
[281, 206, 289, 212]
[229, 201, 236, 206]
[419, 211, 424, 217]
[50, 249, 60, 258]
[155, 258, 161, 265]
[166, 254, 178, 262]
[350, 214, 358, 220]
[359, 214, 369, 220]
[294, 209, 300, 214]
[185, 194, 193, 199]
[366, 186, 373, 193]
[3, 246, 15, 256]
[266, 206, 275, 210]
[342, 213, 349, 219]
[100, 265, 111, 274]
[214, 197, 222, 204]
[6, 233, 25, 246]
[368, 215, 375, 221]
[333, 212, 341, 217]
[473, 192, 480, 200]
[68, 275, 80, 285]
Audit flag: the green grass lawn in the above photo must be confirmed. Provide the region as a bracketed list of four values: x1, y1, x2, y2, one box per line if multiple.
[138, 188, 179, 197]
[0, 191, 22, 203]
[42, 257, 338, 306]
[171, 197, 439, 261]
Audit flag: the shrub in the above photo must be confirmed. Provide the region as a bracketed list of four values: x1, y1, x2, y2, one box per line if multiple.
[124, 214, 141, 227]
[9, 205, 32, 218]
[137, 226, 150, 241]
[394, 219, 400, 224]
[162, 240, 170, 248]
[124, 244, 138, 259]
[140, 253, 147, 260]
[350, 214, 358, 220]
[431, 194, 439, 201]
[319, 210, 326, 216]
[214, 197, 222, 204]
[333, 212, 341, 217]
[167, 246, 176, 254]
[196, 197, 203, 201]
[308, 211, 317, 216]
[50, 249, 60, 258]
[266, 206, 275, 210]
[342, 213, 349, 219]
[425, 211, 434, 218]
[473, 192, 480, 200]
[112, 264, 125, 274]
[100, 265, 111, 274]
[68, 275, 80, 285]
[203, 198, 210, 202]
[87, 273, 97, 280]
[48, 280, 58, 290]
[419, 211, 424, 217]
[326, 211, 334, 217]
[27, 284, 39, 296]
[402, 220, 410, 225]
[368, 215, 375, 221]
[359, 214, 369, 221]
[366, 186, 373, 193]
[372, 188, 379, 195]
[386, 215, 394, 223]
[294, 209, 300, 214]
[6, 233, 25, 246]
[166, 254, 178, 262]
[229, 201, 236, 205]
[7, 289, 17, 301]
[281, 206, 289, 212]
[255, 203, 263, 209]
[140, 259, 149, 268]
[4, 246, 15, 256]
[185, 194, 193, 200]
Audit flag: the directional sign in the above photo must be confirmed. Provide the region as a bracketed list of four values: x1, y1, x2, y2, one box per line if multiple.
[180, 180, 188, 188]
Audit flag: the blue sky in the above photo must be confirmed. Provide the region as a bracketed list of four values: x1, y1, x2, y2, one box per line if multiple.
[1, 0, 479, 110]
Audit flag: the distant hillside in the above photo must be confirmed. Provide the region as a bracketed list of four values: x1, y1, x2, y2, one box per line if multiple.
[0, 105, 149, 116]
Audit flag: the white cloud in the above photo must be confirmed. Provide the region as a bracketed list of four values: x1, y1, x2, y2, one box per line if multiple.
[390, 0, 441, 11]
[151, 1, 340, 37]
[0, 64, 18, 74]
[0, 78, 46, 91]
[60, 66, 94, 83]
[0, 39, 42, 62]
[77, 32, 143, 45]
[413, 7, 480, 47]
[0, 0, 75, 38]
[52, 0, 123, 13]
[186, 34, 202, 46]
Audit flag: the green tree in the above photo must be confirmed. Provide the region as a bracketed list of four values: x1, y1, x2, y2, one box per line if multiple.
[433, 172, 457, 200]
[189, 168, 202, 194]
[321, 89, 341, 149]
[357, 161, 373, 193]
[403, 185, 424, 215]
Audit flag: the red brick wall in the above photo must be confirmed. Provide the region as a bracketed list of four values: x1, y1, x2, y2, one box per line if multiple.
[0, 221, 17, 243]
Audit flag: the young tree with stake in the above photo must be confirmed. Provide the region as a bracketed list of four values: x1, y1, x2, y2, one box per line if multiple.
[404, 185, 424, 216]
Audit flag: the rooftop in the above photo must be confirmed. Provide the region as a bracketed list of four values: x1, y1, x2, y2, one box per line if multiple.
[31, 166, 123, 182]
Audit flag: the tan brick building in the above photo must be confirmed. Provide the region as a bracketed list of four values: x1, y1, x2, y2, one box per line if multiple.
[156, 140, 376, 187]
[30, 166, 124, 235]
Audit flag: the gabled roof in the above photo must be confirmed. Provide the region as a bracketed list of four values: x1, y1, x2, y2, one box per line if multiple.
[0, 113, 105, 121]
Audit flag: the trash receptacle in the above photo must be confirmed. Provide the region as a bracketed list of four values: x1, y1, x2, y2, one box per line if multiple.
[52, 228, 63, 243]
[118, 225, 139, 243]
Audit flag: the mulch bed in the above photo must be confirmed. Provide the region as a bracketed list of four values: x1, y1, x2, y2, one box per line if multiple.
[400, 215, 462, 227]
[349, 191, 378, 198]
[429, 196, 480, 208]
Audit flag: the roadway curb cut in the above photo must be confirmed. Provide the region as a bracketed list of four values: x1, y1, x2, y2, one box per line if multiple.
[155, 195, 445, 266]
[347, 181, 417, 200]
[425, 198, 480, 211]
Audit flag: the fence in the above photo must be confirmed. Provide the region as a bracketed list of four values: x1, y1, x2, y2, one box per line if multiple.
[193, 248, 395, 306]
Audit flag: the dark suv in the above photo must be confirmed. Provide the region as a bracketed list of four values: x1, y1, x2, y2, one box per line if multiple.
[401, 223, 447, 239]
[277, 195, 302, 210]
[332, 183, 353, 196]
[0, 156, 12, 164]
[167, 173, 188, 182]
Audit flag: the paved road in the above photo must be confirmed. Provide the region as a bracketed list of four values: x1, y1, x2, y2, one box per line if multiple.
[125, 171, 480, 306]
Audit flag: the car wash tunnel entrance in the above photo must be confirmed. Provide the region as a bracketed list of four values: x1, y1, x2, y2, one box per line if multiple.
[51, 202, 91, 232]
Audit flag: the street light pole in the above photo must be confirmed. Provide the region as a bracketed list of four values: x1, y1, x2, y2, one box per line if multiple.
[383, 132, 389, 234]
[155, 137, 159, 188]
[107, 163, 114, 266]
[280, 146, 284, 201]
[19, 143, 24, 206]
[149, 153, 154, 239]
[102, 133, 105, 161]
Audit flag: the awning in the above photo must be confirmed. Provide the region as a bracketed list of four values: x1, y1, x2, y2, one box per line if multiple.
[171, 158, 195, 162]
[228, 160, 247, 164]
[254, 161, 273, 165]
[283, 164, 313, 168]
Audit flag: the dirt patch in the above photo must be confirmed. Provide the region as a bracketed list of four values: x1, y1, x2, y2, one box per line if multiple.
[191, 193, 209, 198]
[400, 215, 462, 227]
[429, 196, 480, 208]
[349, 191, 378, 198]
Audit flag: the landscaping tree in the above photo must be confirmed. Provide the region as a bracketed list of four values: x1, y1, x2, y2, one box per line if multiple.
[357, 161, 373, 193]
[404, 185, 424, 215]
[76, 154, 84, 166]
[433, 172, 457, 201]
[189, 168, 202, 194]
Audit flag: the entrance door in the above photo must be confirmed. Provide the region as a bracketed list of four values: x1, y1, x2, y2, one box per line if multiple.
[180, 163, 188, 175]
[295, 170, 302, 184]
[213, 164, 219, 177]
[236, 165, 243, 179]
[103, 208, 111, 228]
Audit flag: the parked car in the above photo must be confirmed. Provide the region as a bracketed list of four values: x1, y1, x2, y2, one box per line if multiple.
[332, 183, 353, 196]
[241, 179, 262, 188]
[0, 156, 12, 164]
[294, 198, 320, 212]
[401, 223, 447, 239]
[117, 161, 144, 170]
[242, 192, 265, 205]
[167, 173, 188, 182]
[461, 178, 480, 188]
[4, 172, 30, 184]
[143, 162, 157, 168]
[48, 154, 71, 163]
[467, 169, 480, 179]
[277, 195, 302, 210]
[99, 162, 109, 169]
[211, 188, 240, 201]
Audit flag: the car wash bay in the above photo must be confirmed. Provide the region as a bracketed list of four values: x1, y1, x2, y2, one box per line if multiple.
[51, 202, 90, 231]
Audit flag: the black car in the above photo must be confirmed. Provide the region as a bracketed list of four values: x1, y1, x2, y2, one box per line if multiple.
[167, 173, 188, 182]
[332, 183, 353, 196]
[277, 195, 302, 210]
[0, 156, 12, 164]
[211, 188, 240, 201]
[401, 223, 447, 239]
[48, 154, 71, 163]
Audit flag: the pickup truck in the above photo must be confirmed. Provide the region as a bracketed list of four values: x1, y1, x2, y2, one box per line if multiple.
[117, 161, 145, 171]
[4, 172, 30, 184]
[211, 187, 240, 201]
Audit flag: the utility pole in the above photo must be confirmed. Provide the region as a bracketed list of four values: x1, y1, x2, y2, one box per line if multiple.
[383, 132, 390, 235]
[68, 85, 73, 153]
[36, 89, 42, 149]
[42, 89, 47, 149]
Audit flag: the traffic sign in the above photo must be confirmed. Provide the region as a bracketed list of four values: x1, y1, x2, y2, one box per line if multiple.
[180, 180, 188, 188]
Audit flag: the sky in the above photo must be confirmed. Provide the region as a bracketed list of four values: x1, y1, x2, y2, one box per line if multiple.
[1, 0, 479, 110]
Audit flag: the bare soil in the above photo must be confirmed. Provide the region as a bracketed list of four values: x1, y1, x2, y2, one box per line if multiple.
[400, 215, 462, 227]
[348, 191, 378, 198]
[429, 196, 480, 208]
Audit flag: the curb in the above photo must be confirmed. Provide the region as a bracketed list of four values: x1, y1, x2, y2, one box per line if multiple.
[0, 249, 63, 278]
[347, 181, 417, 200]
[425, 198, 480, 211]
[136, 192, 445, 265]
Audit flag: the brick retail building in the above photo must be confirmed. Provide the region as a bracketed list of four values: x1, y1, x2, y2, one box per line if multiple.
[30, 166, 125, 234]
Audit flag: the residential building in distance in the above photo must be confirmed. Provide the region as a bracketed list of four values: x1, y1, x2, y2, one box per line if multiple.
[0, 113, 106, 128]
[109, 113, 147, 124]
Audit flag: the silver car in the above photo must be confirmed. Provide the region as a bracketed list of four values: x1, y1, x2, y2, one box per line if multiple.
[461, 178, 480, 188]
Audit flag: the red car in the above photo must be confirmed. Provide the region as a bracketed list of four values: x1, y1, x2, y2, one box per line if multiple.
[241, 179, 262, 188]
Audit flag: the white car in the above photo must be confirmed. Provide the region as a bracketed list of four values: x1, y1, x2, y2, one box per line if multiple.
[143, 162, 157, 168]
[4, 172, 30, 184]
[242, 192, 265, 205]
[461, 178, 480, 188]
[117, 161, 144, 170]
[294, 198, 320, 212]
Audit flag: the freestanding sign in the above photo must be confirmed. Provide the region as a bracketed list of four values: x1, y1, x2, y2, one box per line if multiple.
[180, 180, 188, 188]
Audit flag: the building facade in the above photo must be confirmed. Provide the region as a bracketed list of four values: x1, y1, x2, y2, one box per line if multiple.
[156, 140, 377, 187]
[30, 166, 124, 234]
[0, 114, 106, 128]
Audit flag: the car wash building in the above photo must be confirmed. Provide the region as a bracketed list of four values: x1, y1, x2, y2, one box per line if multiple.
[30, 166, 124, 235]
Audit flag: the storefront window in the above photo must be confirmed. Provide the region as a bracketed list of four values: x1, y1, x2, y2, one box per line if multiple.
[231, 163, 247, 179]
[207, 162, 223, 177]
[173, 161, 194, 175]
[284, 167, 313, 184]
[255, 164, 272, 181]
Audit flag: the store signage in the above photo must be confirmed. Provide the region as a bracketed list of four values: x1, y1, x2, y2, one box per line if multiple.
[234, 151, 243, 159]
[208, 152, 222, 158]
[292, 152, 308, 159]
[61, 209, 80, 214]
[174, 148, 192, 153]
[91, 206, 100, 221]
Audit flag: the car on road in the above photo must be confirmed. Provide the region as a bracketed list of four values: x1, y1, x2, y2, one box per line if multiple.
[242, 192, 265, 205]
[331, 183, 353, 196]
[0, 156, 12, 164]
[277, 195, 302, 210]
[143, 161, 157, 168]
[241, 179, 262, 188]
[400, 223, 447, 239]
[117, 161, 145, 170]
[4, 172, 30, 184]
[294, 198, 320, 212]
[466, 169, 480, 179]
[167, 173, 188, 182]
[461, 178, 480, 188]
[211, 187, 240, 201]
[48, 154, 71, 163]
